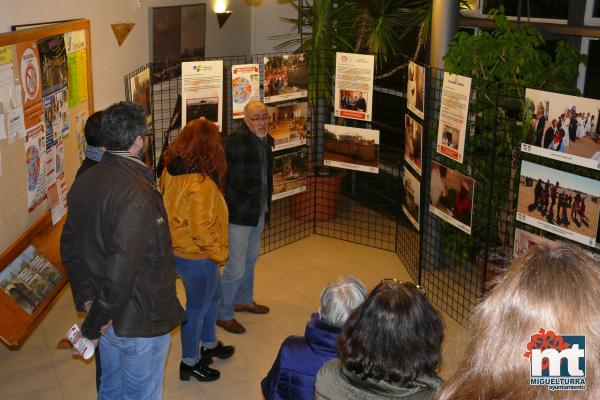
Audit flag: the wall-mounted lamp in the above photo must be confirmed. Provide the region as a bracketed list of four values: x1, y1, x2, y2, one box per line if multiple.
[216, 11, 232, 28]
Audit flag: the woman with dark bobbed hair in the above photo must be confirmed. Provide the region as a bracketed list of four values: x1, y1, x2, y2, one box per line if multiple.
[436, 244, 600, 400]
[315, 280, 444, 400]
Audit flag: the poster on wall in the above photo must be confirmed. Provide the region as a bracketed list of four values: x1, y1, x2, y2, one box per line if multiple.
[0, 45, 25, 140]
[429, 161, 474, 234]
[407, 61, 425, 120]
[516, 160, 600, 247]
[263, 54, 308, 104]
[402, 166, 420, 230]
[334, 52, 374, 121]
[130, 67, 152, 124]
[436, 72, 472, 163]
[43, 88, 69, 149]
[37, 35, 68, 97]
[268, 102, 308, 151]
[16, 41, 43, 129]
[0, 245, 63, 315]
[25, 123, 47, 213]
[64, 30, 87, 108]
[323, 124, 379, 173]
[232, 64, 260, 119]
[181, 60, 223, 131]
[272, 149, 308, 201]
[404, 114, 422, 175]
[522, 88, 600, 170]
[45, 141, 67, 224]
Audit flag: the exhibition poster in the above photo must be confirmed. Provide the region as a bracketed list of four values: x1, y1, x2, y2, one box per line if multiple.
[263, 54, 308, 104]
[25, 123, 47, 213]
[65, 30, 87, 107]
[402, 166, 420, 230]
[181, 60, 223, 131]
[436, 72, 472, 163]
[323, 124, 379, 174]
[231, 64, 260, 119]
[522, 88, 600, 170]
[429, 161, 474, 234]
[272, 149, 308, 201]
[43, 88, 69, 150]
[516, 160, 600, 247]
[16, 41, 43, 129]
[268, 102, 308, 151]
[130, 67, 152, 124]
[0, 46, 25, 140]
[404, 114, 422, 175]
[513, 228, 557, 258]
[0, 245, 63, 315]
[334, 52, 374, 121]
[407, 61, 425, 120]
[37, 35, 68, 98]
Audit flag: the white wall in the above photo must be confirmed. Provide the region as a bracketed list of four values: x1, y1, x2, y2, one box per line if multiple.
[0, 0, 251, 109]
[250, 0, 297, 54]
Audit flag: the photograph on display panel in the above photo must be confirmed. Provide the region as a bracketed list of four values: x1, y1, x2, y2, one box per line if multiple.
[516, 160, 600, 247]
[522, 88, 600, 170]
[407, 61, 425, 120]
[263, 54, 308, 103]
[404, 114, 422, 175]
[267, 102, 308, 151]
[181, 60, 223, 130]
[513, 228, 558, 258]
[130, 67, 152, 124]
[402, 166, 420, 230]
[272, 149, 308, 201]
[323, 124, 379, 174]
[333, 52, 374, 121]
[429, 161, 474, 234]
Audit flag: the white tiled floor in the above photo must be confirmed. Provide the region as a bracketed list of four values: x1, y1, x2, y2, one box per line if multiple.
[0, 235, 467, 399]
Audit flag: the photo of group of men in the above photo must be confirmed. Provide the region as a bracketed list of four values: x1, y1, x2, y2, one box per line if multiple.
[517, 161, 600, 247]
[339, 90, 367, 112]
[263, 54, 308, 103]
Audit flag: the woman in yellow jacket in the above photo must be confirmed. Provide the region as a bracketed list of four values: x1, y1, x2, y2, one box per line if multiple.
[160, 119, 234, 383]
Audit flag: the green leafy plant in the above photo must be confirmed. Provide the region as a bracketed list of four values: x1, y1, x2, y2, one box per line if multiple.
[441, 6, 585, 267]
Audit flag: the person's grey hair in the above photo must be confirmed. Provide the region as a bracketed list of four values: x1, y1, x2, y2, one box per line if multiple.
[101, 101, 147, 151]
[319, 276, 367, 328]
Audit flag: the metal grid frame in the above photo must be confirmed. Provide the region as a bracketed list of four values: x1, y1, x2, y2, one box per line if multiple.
[125, 51, 600, 327]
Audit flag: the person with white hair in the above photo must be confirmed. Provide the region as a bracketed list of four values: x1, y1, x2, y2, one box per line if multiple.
[261, 276, 368, 400]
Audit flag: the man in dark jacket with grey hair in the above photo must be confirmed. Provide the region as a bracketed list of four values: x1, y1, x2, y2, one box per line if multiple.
[60, 101, 185, 399]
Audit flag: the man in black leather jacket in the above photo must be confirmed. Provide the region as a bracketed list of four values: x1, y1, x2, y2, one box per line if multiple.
[60, 101, 185, 399]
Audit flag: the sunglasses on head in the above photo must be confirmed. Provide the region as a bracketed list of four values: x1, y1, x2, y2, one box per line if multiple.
[380, 278, 426, 296]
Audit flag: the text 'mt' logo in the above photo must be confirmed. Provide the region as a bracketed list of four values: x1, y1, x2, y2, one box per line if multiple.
[524, 328, 586, 391]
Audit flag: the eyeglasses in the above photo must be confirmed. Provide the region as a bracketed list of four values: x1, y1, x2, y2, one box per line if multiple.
[381, 278, 426, 295]
[248, 115, 269, 122]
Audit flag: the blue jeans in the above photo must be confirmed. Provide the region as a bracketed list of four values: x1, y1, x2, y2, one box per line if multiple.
[218, 214, 265, 320]
[175, 257, 220, 365]
[98, 326, 170, 400]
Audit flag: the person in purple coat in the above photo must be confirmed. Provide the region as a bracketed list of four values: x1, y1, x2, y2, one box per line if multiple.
[261, 276, 367, 400]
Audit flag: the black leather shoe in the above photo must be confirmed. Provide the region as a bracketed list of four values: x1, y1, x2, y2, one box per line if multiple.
[201, 341, 235, 360]
[179, 361, 220, 382]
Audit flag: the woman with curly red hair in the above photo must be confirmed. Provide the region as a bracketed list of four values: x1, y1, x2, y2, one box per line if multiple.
[160, 118, 234, 383]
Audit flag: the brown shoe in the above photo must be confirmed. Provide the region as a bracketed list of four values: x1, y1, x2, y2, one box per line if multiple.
[234, 302, 270, 314]
[216, 319, 246, 334]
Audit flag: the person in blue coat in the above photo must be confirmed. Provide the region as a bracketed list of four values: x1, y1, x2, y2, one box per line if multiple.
[261, 276, 367, 400]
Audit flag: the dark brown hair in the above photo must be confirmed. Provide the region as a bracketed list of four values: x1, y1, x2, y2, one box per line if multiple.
[162, 119, 226, 191]
[338, 281, 443, 384]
